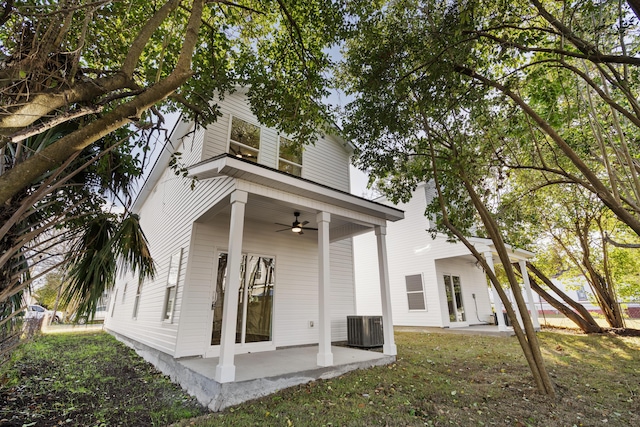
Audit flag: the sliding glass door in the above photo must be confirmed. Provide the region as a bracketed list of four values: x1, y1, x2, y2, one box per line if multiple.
[443, 274, 465, 323]
[211, 252, 275, 348]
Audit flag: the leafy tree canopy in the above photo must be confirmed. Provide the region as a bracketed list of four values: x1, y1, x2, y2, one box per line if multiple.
[0, 0, 360, 344]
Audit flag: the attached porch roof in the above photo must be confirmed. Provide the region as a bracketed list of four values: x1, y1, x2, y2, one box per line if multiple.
[188, 154, 404, 241]
[468, 237, 534, 262]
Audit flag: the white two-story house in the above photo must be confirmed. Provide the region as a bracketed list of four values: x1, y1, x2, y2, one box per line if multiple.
[354, 183, 541, 332]
[104, 89, 403, 410]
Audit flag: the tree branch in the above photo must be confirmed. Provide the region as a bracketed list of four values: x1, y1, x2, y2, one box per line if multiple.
[0, 0, 204, 206]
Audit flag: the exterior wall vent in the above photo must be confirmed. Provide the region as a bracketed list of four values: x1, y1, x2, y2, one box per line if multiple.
[347, 315, 384, 348]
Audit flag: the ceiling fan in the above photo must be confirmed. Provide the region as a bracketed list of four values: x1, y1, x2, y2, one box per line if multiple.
[275, 212, 318, 234]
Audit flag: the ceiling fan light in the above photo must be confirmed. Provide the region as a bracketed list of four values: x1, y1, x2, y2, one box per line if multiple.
[291, 225, 302, 233]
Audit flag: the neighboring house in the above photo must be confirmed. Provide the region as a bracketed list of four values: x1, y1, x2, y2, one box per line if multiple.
[354, 183, 541, 331]
[104, 89, 403, 409]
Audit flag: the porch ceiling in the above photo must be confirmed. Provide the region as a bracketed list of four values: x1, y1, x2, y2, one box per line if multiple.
[195, 192, 374, 242]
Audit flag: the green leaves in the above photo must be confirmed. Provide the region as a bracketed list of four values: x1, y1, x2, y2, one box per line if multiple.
[62, 213, 154, 320]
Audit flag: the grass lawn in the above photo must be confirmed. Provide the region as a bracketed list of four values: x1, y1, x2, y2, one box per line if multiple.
[1, 329, 639, 426]
[0, 332, 207, 426]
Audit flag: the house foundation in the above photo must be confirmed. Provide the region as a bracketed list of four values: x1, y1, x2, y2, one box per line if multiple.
[109, 329, 394, 411]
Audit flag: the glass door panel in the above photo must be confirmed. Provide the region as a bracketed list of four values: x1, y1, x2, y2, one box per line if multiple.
[244, 256, 274, 343]
[444, 274, 456, 322]
[452, 276, 465, 322]
[211, 252, 274, 347]
[443, 274, 465, 323]
[211, 253, 227, 346]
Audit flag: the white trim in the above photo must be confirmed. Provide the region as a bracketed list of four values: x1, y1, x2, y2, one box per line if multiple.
[227, 114, 262, 164]
[188, 155, 404, 223]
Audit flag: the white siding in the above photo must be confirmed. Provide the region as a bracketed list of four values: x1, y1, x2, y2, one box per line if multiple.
[355, 183, 494, 327]
[172, 214, 355, 357]
[200, 91, 351, 191]
[353, 231, 382, 315]
[302, 134, 351, 192]
[106, 125, 238, 355]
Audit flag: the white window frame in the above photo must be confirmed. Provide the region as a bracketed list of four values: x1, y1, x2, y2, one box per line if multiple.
[132, 281, 143, 319]
[121, 283, 127, 303]
[277, 135, 303, 176]
[405, 273, 427, 311]
[111, 289, 118, 317]
[163, 249, 182, 323]
[227, 115, 261, 163]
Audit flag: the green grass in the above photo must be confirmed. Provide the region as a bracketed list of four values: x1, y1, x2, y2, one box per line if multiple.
[178, 331, 640, 427]
[2, 330, 639, 426]
[0, 332, 206, 426]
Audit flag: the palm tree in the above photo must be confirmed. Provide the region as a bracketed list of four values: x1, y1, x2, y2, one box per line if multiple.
[0, 122, 155, 356]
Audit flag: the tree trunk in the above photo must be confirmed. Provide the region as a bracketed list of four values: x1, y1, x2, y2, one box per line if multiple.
[463, 178, 556, 396]
[517, 263, 604, 333]
[426, 149, 555, 396]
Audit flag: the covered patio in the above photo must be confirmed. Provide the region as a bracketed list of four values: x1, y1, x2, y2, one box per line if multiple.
[113, 329, 393, 411]
[184, 154, 404, 384]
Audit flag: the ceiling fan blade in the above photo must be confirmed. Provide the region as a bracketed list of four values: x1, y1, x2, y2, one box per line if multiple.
[301, 220, 309, 226]
[275, 227, 291, 232]
[301, 227, 318, 231]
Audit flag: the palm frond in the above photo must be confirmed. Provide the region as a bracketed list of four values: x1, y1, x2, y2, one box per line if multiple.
[112, 213, 155, 284]
[62, 217, 117, 319]
[62, 213, 155, 320]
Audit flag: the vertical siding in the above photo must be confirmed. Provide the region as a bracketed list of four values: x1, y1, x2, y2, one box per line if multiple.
[200, 92, 351, 191]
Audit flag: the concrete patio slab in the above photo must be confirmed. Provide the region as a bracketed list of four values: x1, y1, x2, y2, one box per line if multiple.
[109, 330, 393, 411]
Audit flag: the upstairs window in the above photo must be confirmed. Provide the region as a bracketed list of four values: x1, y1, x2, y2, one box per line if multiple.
[278, 136, 303, 177]
[229, 116, 260, 163]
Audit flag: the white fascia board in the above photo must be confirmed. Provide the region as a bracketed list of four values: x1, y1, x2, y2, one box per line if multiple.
[468, 237, 534, 261]
[188, 155, 404, 222]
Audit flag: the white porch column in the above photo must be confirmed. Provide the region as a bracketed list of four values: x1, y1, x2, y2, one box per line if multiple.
[508, 287, 525, 329]
[519, 259, 541, 330]
[485, 251, 507, 331]
[375, 225, 397, 356]
[215, 190, 248, 383]
[316, 211, 333, 367]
